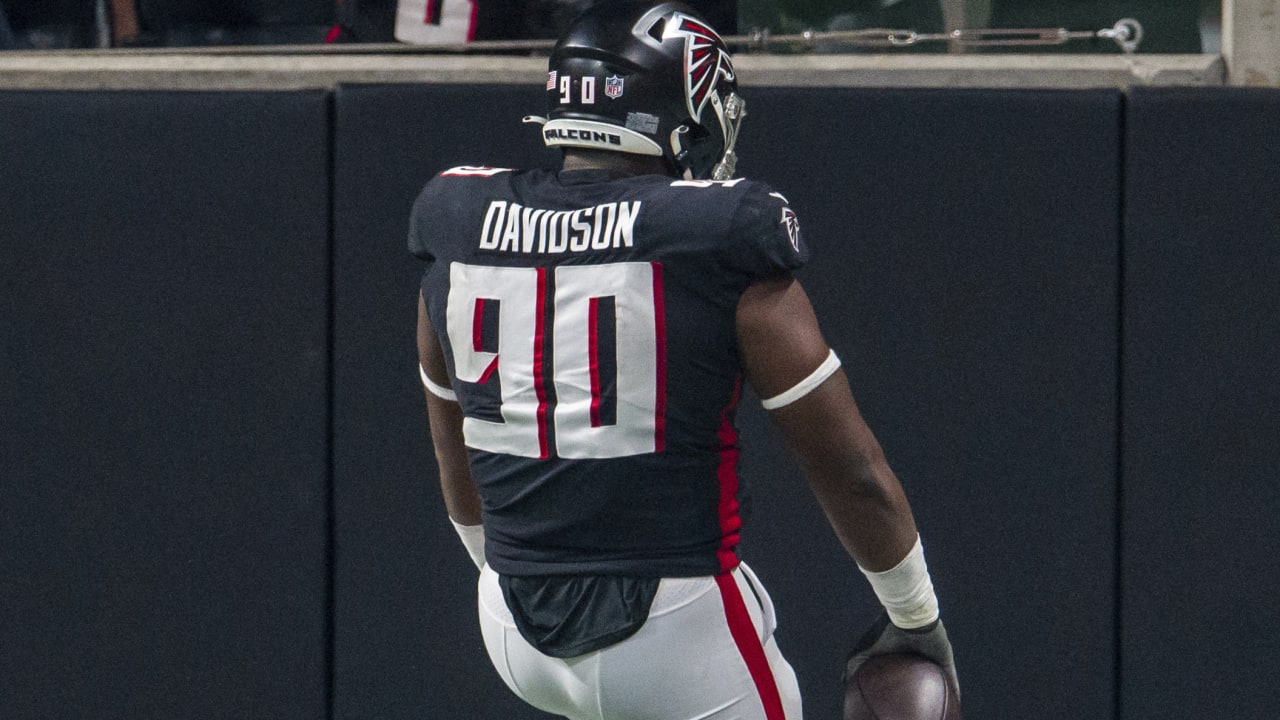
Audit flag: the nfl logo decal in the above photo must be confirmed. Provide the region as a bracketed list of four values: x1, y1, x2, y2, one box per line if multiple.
[605, 75, 625, 99]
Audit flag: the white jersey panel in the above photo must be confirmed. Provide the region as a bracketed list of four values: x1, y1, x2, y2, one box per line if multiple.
[552, 262, 661, 459]
[446, 262, 544, 458]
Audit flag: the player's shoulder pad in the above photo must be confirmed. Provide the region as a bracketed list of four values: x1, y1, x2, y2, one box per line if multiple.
[663, 176, 786, 218]
[410, 167, 512, 261]
[666, 177, 753, 191]
[417, 165, 516, 220]
[438, 165, 515, 178]
[661, 177, 800, 237]
[664, 176, 788, 211]
[726, 179, 807, 277]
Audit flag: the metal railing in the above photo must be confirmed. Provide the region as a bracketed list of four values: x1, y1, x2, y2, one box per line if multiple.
[744, 19, 1144, 54]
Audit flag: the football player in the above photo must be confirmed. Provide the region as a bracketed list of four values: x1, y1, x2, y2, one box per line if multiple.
[411, 3, 958, 718]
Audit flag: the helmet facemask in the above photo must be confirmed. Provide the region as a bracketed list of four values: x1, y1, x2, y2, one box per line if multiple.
[709, 91, 747, 180]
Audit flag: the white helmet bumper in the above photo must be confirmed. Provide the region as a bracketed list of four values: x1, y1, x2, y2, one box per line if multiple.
[532, 117, 665, 157]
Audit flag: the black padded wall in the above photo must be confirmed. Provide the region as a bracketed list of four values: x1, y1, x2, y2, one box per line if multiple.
[330, 84, 1121, 720]
[8, 81, 1277, 720]
[1122, 87, 1280, 720]
[0, 90, 331, 719]
[330, 83, 559, 720]
[736, 88, 1121, 720]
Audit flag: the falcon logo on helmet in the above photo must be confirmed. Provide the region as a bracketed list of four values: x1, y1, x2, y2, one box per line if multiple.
[665, 14, 736, 124]
[528, 2, 747, 181]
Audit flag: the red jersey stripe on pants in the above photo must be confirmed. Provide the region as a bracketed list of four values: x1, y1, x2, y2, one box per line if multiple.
[716, 572, 787, 720]
[477, 563, 803, 720]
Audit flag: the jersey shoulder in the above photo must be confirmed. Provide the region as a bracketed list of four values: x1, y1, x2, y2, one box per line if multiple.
[423, 165, 520, 202]
[408, 166, 523, 260]
[650, 176, 808, 279]
[437, 165, 517, 178]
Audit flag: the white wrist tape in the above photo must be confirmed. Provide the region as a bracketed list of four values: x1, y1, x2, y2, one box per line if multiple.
[760, 350, 841, 410]
[859, 535, 940, 629]
[420, 364, 458, 402]
[450, 518, 486, 570]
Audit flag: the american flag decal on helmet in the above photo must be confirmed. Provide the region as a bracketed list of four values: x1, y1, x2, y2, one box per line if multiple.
[665, 13, 735, 122]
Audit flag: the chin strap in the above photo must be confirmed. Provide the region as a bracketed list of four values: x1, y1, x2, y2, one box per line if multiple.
[668, 125, 693, 179]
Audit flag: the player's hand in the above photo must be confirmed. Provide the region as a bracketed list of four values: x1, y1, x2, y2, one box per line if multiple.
[845, 612, 959, 699]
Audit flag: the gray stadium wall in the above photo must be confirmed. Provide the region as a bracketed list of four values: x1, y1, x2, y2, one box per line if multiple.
[1, 84, 1276, 720]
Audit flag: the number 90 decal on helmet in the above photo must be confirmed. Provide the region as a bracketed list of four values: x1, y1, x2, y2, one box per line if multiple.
[524, 1, 747, 181]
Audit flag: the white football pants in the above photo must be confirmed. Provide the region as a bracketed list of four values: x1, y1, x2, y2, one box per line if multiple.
[478, 562, 803, 720]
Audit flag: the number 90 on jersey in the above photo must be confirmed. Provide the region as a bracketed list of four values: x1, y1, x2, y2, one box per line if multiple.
[445, 262, 666, 460]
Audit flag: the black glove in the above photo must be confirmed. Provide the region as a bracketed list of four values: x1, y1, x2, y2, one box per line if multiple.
[845, 612, 959, 700]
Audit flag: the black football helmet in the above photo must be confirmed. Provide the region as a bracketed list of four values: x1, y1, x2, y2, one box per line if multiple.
[526, 1, 746, 180]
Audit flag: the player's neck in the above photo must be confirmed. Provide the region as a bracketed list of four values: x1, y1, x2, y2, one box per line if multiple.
[561, 149, 674, 178]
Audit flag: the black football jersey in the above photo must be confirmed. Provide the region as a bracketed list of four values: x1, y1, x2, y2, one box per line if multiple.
[411, 165, 807, 578]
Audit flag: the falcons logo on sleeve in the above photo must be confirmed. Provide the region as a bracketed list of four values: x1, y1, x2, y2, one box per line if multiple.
[781, 207, 801, 252]
[665, 13, 735, 123]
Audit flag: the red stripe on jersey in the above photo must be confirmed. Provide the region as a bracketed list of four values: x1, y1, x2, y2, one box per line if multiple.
[423, 0, 436, 24]
[651, 263, 667, 452]
[472, 298, 486, 351]
[715, 377, 742, 573]
[588, 297, 603, 428]
[473, 298, 497, 384]
[715, 573, 786, 720]
[532, 268, 550, 459]
[466, 0, 478, 42]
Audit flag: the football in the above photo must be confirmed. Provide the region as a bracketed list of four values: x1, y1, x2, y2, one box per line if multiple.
[844, 653, 961, 720]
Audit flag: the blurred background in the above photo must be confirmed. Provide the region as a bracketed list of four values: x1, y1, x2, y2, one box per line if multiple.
[0, 0, 1222, 53]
